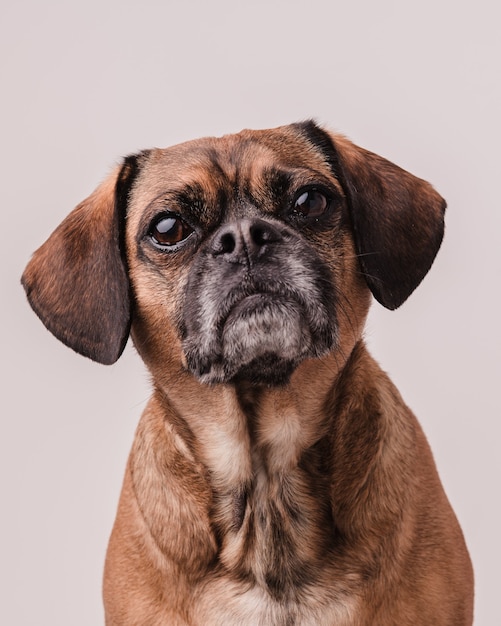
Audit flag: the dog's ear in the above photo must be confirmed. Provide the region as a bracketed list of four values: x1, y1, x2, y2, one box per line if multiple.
[296, 121, 446, 310]
[21, 155, 143, 364]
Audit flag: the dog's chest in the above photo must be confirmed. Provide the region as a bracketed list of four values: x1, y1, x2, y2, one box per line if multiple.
[200, 398, 329, 583]
[155, 390, 361, 623]
[224, 462, 330, 581]
[193, 469, 357, 625]
[197, 446, 358, 624]
[193, 573, 358, 626]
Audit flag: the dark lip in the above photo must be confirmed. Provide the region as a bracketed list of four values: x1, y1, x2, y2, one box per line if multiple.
[223, 292, 280, 322]
[224, 276, 300, 307]
[218, 287, 298, 330]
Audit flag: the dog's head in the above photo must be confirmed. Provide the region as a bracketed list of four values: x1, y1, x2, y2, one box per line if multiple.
[22, 122, 445, 386]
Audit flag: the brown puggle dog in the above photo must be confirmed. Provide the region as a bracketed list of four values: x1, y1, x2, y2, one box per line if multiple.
[22, 121, 474, 625]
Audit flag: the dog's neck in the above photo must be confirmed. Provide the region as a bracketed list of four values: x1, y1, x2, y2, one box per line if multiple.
[158, 346, 347, 491]
[149, 343, 362, 590]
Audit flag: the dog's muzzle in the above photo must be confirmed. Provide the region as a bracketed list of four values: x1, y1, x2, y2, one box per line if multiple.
[181, 217, 337, 385]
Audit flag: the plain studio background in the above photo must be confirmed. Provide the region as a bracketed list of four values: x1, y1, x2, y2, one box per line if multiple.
[1, 1, 499, 624]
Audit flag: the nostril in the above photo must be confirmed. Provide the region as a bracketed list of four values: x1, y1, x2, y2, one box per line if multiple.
[214, 232, 236, 255]
[250, 222, 280, 247]
[250, 224, 267, 247]
[220, 233, 236, 254]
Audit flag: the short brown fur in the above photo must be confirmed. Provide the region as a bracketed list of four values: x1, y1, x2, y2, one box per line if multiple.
[22, 123, 473, 625]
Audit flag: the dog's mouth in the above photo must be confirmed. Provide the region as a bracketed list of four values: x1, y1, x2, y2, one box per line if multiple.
[183, 286, 335, 386]
[222, 292, 297, 331]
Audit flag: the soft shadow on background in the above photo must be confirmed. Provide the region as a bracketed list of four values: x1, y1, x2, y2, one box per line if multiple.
[1, 1, 499, 624]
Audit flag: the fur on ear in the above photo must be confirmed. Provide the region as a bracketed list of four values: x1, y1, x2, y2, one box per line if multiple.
[296, 121, 446, 310]
[21, 156, 141, 364]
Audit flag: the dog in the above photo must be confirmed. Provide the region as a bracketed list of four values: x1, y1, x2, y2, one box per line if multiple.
[22, 121, 474, 625]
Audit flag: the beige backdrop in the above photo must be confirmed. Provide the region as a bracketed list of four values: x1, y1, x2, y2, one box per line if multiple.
[1, 1, 499, 624]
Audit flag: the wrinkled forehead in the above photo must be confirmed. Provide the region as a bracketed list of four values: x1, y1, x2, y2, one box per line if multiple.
[129, 128, 341, 211]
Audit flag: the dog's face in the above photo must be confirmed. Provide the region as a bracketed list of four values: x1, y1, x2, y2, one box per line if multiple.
[22, 121, 446, 388]
[126, 127, 358, 386]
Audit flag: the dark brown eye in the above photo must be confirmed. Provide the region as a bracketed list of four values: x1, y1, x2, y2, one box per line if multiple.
[294, 189, 329, 218]
[150, 215, 194, 247]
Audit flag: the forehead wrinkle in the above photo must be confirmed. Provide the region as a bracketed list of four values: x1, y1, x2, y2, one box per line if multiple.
[221, 133, 344, 198]
[219, 138, 284, 206]
[132, 146, 235, 221]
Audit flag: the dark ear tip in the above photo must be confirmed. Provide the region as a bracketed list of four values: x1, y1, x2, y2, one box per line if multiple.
[22, 269, 128, 365]
[369, 230, 445, 311]
[75, 338, 128, 365]
[375, 295, 401, 310]
[374, 292, 410, 311]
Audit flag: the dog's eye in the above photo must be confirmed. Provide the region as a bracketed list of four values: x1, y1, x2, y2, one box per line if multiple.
[149, 215, 194, 248]
[293, 189, 329, 219]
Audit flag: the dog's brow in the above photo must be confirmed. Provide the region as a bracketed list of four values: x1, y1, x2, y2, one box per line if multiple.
[259, 166, 339, 194]
[175, 182, 206, 210]
[242, 166, 295, 209]
[261, 167, 293, 195]
[167, 181, 228, 225]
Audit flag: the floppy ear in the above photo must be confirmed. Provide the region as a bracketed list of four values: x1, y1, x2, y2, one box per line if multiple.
[21, 156, 141, 364]
[296, 121, 446, 310]
[332, 133, 446, 309]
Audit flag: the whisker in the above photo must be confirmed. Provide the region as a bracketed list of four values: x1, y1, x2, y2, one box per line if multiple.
[355, 270, 383, 285]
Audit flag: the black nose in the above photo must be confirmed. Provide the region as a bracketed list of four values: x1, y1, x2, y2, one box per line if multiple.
[210, 218, 282, 264]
